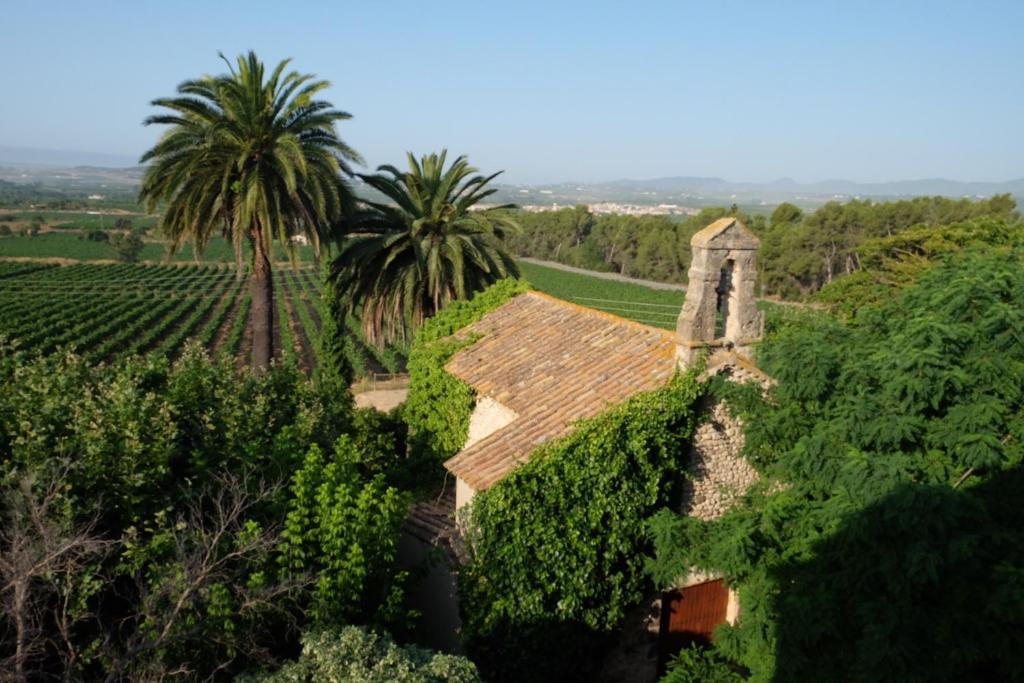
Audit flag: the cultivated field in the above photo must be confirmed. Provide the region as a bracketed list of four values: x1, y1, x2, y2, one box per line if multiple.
[0, 232, 315, 263]
[518, 260, 685, 329]
[0, 210, 160, 231]
[0, 258, 706, 373]
[0, 261, 402, 375]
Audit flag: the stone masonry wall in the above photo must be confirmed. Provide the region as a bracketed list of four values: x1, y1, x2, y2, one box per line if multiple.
[680, 401, 759, 520]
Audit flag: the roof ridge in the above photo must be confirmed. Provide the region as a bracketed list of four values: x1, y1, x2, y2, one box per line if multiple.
[525, 290, 676, 338]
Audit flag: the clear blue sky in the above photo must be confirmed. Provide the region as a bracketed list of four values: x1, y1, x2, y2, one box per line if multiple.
[1, 0, 1021, 184]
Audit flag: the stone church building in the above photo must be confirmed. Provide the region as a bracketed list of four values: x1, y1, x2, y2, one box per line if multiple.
[402, 217, 770, 675]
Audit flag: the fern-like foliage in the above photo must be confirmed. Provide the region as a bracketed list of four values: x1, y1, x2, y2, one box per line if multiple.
[648, 248, 1024, 682]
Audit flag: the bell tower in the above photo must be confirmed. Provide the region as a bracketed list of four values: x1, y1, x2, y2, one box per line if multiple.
[676, 217, 763, 366]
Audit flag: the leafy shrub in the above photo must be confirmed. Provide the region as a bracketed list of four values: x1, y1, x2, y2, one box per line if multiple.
[111, 231, 145, 262]
[279, 438, 409, 628]
[239, 626, 482, 682]
[662, 645, 746, 683]
[460, 372, 702, 682]
[0, 342, 411, 680]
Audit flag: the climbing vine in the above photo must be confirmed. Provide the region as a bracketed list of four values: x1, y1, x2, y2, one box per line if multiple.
[459, 372, 702, 682]
[402, 278, 530, 462]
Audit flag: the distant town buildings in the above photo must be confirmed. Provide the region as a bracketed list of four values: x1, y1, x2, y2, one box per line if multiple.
[520, 202, 699, 216]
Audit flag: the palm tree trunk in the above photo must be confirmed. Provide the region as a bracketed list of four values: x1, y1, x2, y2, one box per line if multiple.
[250, 227, 274, 369]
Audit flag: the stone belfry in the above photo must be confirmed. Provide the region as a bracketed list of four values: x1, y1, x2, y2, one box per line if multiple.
[676, 217, 763, 366]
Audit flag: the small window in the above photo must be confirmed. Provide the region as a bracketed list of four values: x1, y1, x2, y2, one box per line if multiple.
[714, 260, 734, 338]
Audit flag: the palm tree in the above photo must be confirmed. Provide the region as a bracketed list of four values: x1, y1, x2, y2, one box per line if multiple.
[331, 151, 520, 346]
[139, 51, 360, 368]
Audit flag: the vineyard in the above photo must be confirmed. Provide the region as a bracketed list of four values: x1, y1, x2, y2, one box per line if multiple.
[0, 259, 702, 373]
[518, 260, 685, 329]
[0, 261, 407, 375]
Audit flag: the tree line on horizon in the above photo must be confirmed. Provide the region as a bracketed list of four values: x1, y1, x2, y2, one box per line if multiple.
[506, 193, 1019, 300]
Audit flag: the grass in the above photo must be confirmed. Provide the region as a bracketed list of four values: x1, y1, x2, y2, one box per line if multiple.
[517, 260, 684, 329]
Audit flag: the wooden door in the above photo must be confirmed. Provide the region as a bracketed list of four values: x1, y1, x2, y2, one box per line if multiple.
[658, 579, 729, 671]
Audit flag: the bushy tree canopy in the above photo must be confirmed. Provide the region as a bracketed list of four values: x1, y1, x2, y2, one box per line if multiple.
[648, 248, 1024, 682]
[0, 343, 411, 680]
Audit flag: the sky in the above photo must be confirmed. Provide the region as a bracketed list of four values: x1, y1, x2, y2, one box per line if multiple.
[1, 0, 1022, 184]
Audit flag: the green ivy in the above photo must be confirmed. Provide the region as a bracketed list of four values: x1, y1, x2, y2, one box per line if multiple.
[459, 372, 702, 682]
[403, 278, 529, 462]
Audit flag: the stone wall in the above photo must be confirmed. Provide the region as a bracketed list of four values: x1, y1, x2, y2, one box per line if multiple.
[680, 401, 759, 521]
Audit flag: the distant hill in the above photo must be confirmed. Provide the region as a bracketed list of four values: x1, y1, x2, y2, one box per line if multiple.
[585, 175, 1024, 197]
[494, 175, 1024, 210]
[0, 146, 140, 168]
[1, 147, 1020, 208]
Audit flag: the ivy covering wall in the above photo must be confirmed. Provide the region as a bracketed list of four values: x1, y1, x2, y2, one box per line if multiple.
[402, 278, 530, 463]
[459, 373, 702, 682]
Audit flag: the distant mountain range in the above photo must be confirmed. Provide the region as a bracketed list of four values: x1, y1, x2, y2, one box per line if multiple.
[1, 146, 1021, 206]
[0, 146, 139, 168]
[489, 174, 1024, 210]
[523, 175, 1024, 199]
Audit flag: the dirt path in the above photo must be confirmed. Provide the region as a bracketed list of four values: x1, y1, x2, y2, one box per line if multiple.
[354, 389, 408, 412]
[518, 256, 822, 309]
[281, 285, 315, 373]
[518, 256, 687, 291]
[211, 282, 247, 353]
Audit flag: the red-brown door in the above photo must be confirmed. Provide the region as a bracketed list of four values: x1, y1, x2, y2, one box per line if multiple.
[658, 579, 729, 672]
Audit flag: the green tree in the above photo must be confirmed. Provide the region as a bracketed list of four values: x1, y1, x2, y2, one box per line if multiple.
[769, 202, 803, 227]
[331, 151, 519, 346]
[648, 249, 1024, 681]
[139, 51, 360, 368]
[111, 231, 144, 262]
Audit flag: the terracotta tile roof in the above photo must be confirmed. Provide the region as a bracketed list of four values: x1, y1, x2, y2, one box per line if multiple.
[403, 491, 456, 545]
[443, 291, 677, 491]
[402, 490, 466, 562]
